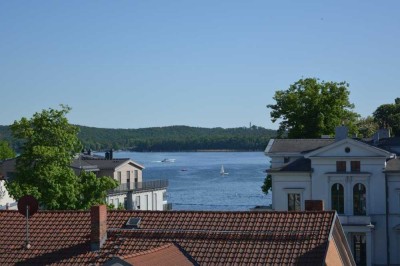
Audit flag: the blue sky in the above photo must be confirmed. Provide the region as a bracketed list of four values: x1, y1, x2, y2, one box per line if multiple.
[1, 1, 399, 130]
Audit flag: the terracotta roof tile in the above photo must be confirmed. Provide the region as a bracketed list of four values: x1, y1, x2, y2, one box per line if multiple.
[0, 209, 337, 265]
[123, 242, 195, 266]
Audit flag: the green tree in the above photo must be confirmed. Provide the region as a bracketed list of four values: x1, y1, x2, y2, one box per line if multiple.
[78, 171, 118, 210]
[373, 98, 400, 136]
[0, 140, 16, 161]
[267, 78, 359, 138]
[261, 174, 272, 196]
[355, 116, 379, 138]
[6, 105, 117, 210]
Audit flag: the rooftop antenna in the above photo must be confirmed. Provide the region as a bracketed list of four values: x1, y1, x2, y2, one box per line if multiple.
[17, 195, 39, 249]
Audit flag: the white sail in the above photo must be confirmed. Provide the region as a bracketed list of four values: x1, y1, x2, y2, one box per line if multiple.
[220, 165, 228, 175]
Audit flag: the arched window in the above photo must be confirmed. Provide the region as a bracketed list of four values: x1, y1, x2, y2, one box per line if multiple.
[331, 183, 344, 214]
[353, 183, 366, 215]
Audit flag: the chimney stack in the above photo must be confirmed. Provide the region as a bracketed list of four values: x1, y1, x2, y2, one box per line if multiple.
[90, 205, 107, 251]
[305, 200, 324, 211]
[335, 126, 348, 141]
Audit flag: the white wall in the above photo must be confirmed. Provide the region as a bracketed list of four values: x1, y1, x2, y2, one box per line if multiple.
[272, 173, 311, 211]
[0, 180, 17, 210]
[107, 189, 166, 211]
[114, 163, 143, 184]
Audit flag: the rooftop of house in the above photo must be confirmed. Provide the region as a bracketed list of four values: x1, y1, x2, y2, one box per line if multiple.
[385, 158, 400, 172]
[268, 158, 312, 173]
[265, 139, 335, 154]
[0, 207, 345, 265]
[119, 242, 196, 266]
[74, 155, 145, 171]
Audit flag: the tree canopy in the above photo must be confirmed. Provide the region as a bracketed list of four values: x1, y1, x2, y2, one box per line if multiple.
[355, 116, 379, 138]
[0, 140, 15, 161]
[373, 98, 400, 136]
[267, 78, 359, 138]
[5, 105, 117, 210]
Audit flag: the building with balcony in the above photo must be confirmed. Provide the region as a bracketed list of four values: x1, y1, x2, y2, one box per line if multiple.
[72, 153, 170, 211]
[264, 126, 400, 266]
[0, 152, 170, 211]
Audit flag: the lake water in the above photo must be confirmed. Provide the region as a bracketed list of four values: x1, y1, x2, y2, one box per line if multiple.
[111, 151, 272, 211]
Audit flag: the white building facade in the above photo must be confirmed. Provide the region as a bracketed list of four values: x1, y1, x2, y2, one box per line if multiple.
[265, 128, 400, 266]
[73, 155, 170, 211]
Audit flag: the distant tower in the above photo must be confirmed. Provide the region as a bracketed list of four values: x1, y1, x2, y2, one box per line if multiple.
[249, 122, 252, 128]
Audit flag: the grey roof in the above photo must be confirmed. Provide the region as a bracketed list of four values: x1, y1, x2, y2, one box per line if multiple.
[384, 158, 400, 172]
[268, 158, 312, 173]
[375, 137, 400, 155]
[70, 159, 100, 171]
[80, 158, 144, 170]
[266, 139, 334, 154]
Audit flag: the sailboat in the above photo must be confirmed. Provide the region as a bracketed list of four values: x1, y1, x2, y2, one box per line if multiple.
[220, 165, 228, 175]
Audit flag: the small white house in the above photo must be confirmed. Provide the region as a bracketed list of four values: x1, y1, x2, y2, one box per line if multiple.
[0, 177, 17, 210]
[265, 126, 400, 266]
[0, 153, 170, 211]
[72, 154, 170, 211]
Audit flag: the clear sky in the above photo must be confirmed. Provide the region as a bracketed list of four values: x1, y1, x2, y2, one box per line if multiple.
[1, 1, 399, 130]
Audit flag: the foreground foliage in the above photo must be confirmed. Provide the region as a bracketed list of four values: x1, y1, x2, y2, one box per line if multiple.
[5, 106, 117, 210]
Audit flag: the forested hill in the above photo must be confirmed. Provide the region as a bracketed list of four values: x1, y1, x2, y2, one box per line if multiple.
[0, 125, 276, 152]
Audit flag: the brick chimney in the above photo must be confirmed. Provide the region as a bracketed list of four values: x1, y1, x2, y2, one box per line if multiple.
[91, 205, 107, 251]
[305, 200, 324, 211]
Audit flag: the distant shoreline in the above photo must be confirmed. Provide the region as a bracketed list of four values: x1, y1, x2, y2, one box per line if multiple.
[114, 149, 263, 153]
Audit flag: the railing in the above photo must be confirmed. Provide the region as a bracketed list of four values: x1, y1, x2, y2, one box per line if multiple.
[109, 179, 168, 194]
[163, 203, 173, 211]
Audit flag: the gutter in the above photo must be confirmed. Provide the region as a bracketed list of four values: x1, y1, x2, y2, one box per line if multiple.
[385, 173, 390, 265]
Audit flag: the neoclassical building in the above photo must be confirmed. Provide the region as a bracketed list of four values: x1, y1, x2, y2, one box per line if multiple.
[265, 127, 400, 266]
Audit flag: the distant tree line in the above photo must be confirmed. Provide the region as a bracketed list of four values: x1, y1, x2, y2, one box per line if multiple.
[0, 125, 276, 152]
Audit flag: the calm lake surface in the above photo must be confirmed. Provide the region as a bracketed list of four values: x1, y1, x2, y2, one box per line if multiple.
[111, 151, 272, 211]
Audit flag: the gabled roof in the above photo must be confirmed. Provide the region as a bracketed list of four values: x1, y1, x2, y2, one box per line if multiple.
[0, 209, 344, 265]
[305, 138, 392, 158]
[265, 139, 334, 155]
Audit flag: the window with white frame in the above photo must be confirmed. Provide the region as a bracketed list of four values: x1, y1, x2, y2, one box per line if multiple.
[331, 183, 344, 214]
[135, 196, 140, 210]
[117, 171, 122, 184]
[288, 193, 301, 211]
[134, 170, 139, 183]
[115, 198, 119, 208]
[353, 183, 366, 215]
[284, 188, 304, 211]
[336, 161, 346, 172]
[351, 161, 361, 172]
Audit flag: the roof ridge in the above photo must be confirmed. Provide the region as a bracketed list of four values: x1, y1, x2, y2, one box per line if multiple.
[109, 210, 335, 214]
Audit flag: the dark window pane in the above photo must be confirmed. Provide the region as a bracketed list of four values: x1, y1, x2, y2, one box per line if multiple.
[351, 161, 361, 172]
[336, 161, 346, 172]
[353, 183, 366, 215]
[353, 234, 366, 266]
[288, 193, 301, 211]
[331, 183, 344, 214]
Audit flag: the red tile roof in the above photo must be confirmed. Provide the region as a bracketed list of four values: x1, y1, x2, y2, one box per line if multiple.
[123, 243, 195, 266]
[0, 209, 339, 265]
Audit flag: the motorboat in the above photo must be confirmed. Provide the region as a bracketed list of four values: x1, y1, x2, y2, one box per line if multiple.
[161, 158, 176, 163]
